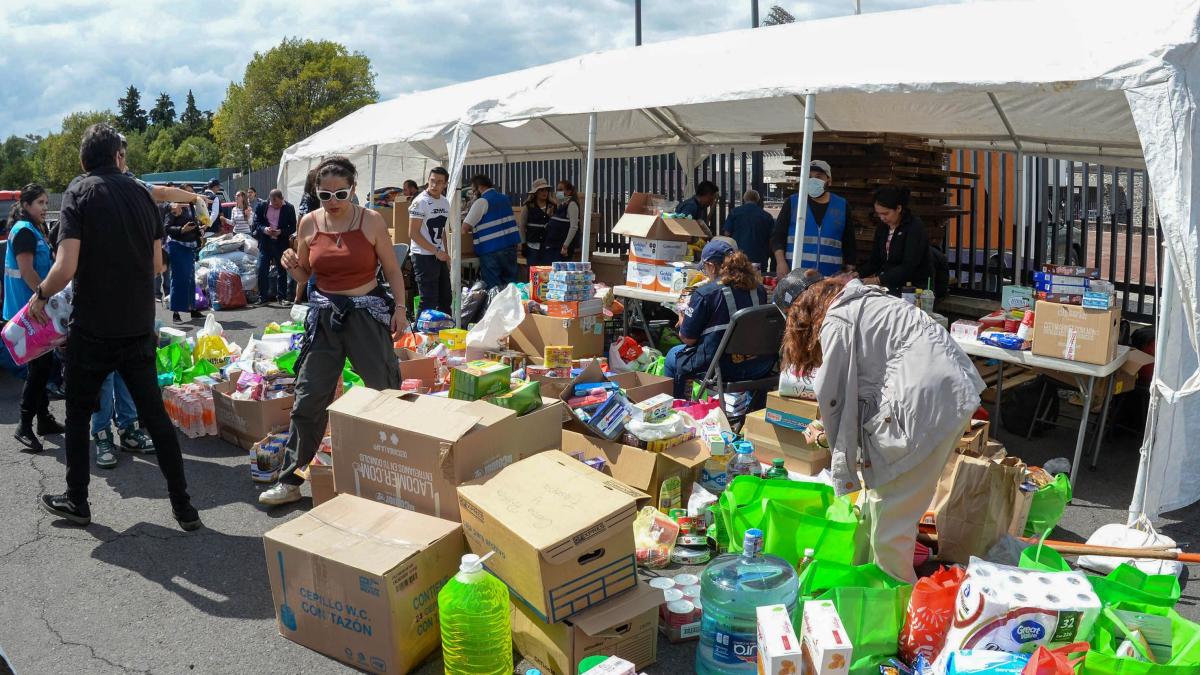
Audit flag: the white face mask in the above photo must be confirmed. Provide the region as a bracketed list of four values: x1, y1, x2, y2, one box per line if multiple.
[806, 177, 827, 199]
[555, 191, 566, 201]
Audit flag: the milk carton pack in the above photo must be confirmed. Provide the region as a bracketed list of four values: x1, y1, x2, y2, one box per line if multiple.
[935, 557, 1102, 671]
[801, 600, 853, 675]
[757, 604, 803, 675]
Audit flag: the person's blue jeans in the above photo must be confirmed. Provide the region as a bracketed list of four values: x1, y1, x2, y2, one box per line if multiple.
[167, 241, 195, 312]
[91, 372, 137, 436]
[258, 244, 288, 302]
[664, 344, 685, 379]
[478, 247, 519, 290]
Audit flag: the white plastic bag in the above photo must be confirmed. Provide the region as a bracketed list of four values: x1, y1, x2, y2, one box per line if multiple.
[607, 342, 633, 373]
[198, 313, 224, 339]
[779, 365, 819, 399]
[290, 303, 310, 324]
[626, 413, 692, 442]
[465, 283, 525, 358]
[1078, 516, 1184, 577]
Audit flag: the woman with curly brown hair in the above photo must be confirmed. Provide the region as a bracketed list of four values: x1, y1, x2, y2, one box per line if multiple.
[783, 276, 983, 582]
[663, 238, 772, 399]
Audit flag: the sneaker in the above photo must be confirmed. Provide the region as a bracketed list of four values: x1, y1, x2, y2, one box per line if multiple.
[46, 383, 66, 400]
[172, 503, 204, 532]
[172, 312, 183, 323]
[279, 300, 293, 309]
[118, 423, 156, 454]
[94, 430, 118, 469]
[258, 483, 303, 506]
[36, 413, 65, 436]
[14, 423, 43, 453]
[189, 310, 203, 320]
[39, 494, 91, 526]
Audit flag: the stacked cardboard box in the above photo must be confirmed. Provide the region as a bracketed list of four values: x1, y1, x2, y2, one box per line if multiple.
[612, 192, 707, 293]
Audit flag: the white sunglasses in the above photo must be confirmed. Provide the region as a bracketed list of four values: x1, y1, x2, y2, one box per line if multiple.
[317, 188, 352, 202]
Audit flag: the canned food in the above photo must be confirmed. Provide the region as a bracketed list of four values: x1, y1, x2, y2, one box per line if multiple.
[671, 547, 711, 565]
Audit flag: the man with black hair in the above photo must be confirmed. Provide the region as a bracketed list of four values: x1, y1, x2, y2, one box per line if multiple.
[409, 167, 452, 314]
[463, 173, 520, 289]
[253, 189, 297, 305]
[402, 180, 420, 200]
[28, 122, 201, 531]
[676, 180, 719, 230]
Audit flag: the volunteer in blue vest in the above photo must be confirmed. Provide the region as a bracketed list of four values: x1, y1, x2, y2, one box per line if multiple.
[5, 183, 65, 452]
[547, 178, 582, 262]
[721, 189, 774, 272]
[771, 160, 856, 277]
[663, 238, 773, 399]
[463, 174, 521, 289]
[676, 180, 719, 231]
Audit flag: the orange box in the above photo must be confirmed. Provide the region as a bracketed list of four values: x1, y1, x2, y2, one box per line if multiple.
[546, 299, 603, 319]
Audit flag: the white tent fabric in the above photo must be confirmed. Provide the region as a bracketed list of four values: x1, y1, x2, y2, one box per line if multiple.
[279, 0, 1200, 518]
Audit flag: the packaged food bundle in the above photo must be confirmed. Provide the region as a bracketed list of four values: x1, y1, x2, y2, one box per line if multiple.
[623, 412, 695, 453]
[250, 431, 289, 483]
[633, 506, 678, 568]
[544, 344, 573, 369]
[485, 380, 542, 415]
[449, 359, 511, 401]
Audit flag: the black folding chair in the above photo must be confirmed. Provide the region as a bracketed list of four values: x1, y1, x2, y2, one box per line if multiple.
[698, 304, 786, 422]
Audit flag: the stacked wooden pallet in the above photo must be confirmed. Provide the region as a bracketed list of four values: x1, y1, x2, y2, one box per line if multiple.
[761, 131, 975, 262]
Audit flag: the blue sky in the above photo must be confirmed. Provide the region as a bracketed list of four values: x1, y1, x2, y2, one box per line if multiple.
[0, 0, 964, 140]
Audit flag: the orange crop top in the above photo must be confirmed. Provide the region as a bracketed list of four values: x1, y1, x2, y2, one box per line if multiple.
[308, 208, 378, 291]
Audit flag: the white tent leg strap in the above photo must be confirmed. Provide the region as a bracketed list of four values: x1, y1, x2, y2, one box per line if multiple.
[444, 122, 473, 327]
[790, 93, 817, 269]
[581, 112, 597, 263]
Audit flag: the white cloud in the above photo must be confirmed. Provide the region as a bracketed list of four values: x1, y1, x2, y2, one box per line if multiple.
[0, 0, 965, 140]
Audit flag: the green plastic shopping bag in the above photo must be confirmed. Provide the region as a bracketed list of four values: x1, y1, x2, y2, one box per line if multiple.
[1089, 565, 1181, 609]
[177, 359, 218, 385]
[1082, 602, 1200, 674]
[342, 361, 363, 390]
[718, 477, 860, 566]
[797, 560, 912, 675]
[1019, 536, 1072, 572]
[646, 356, 666, 377]
[1025, 473, 1073, 536]
[156, 342, 192, 376]
[274, 350, 299, 375]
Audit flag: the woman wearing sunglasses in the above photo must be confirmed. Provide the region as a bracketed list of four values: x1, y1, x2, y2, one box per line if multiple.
[259, 156, 408, 506]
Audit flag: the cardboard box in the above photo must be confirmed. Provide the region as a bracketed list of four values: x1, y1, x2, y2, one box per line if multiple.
[801, 600, 853, 675]
[611, 192, 711, 242]
[743, 409, 831, 476]
[1037, 347, 1154, 412]
[1031, 300, 1120, 365]
[457, 451, 645, 623]
[395, 348, 438, 391]
[958, 420, 990, 456]
[1001, 284, 1034, 311]
[449, 359, 511, 401]
[328, 389, 564, 521]
[561, 429, 709, 514]
[546, 299, 603, 319]
[263, 495, 465, 675]
[764, 391, 820, 432]
[628, 237, 690, 264]
[511, 312, 605, 359]
[309, 464, 336, 506]
[607, 371, 674, 403]
[212, 380, 294, 451]
[512, 583, 663, 675]
[757, 604, 803, 675]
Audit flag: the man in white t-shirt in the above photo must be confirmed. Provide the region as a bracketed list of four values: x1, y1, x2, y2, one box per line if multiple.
[408, 167, 452, 315]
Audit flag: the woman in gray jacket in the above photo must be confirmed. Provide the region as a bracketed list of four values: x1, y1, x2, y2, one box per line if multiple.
[783, 276, 984, 582]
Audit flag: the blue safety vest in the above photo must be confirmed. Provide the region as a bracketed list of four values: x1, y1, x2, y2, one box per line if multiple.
[472, 190, 520, 255]
[4, 220, 53, 321]
[786, 193, 847, 276]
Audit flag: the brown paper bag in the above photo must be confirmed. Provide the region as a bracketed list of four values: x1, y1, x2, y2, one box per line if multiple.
[926, 440, 1007, 520]
[935, 454, 1028, 563]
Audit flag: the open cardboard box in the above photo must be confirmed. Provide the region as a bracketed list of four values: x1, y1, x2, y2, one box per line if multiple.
[512, 582, 663, 675]
[561, 430, 707, 514]
[742, 409, 830, 476]
[607, 371, 673, 403]
[263, 495, 464, 675]
[457, 451, 645, 623]
[327, 388, 564, 521]
[395, 347, 438, 391]
[212, 380, 295, 451]
[611, 192, 711, 241]
[511, 313, 605, 360]
[1036, 347, 1154, 411]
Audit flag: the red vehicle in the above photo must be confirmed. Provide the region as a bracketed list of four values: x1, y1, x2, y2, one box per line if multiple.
[0, 190, 21, 237]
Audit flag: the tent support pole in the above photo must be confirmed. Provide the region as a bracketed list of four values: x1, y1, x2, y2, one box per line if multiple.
[790, 93, 816, 269]
[368, 145, 378, 207]
[581, 112, 598, 262]
[1014, 150, 1024, 284]
[1129, 249, 1170, 523]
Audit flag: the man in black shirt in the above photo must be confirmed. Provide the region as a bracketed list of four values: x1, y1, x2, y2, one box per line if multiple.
[27, 122, 200, 531]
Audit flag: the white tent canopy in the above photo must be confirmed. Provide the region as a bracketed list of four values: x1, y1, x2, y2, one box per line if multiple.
[280, 0, 1200, 520]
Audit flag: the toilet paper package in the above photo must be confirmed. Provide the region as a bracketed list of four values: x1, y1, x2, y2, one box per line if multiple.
[1, 285, 73, 366]
[935, 557, 1101, 670]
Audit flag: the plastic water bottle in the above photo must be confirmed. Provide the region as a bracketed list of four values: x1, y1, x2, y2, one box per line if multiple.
[725, 438, 762, 480]
[438, 552, 512, 675]
[695, 529, 798, 674]
[764, 458, 789, 480]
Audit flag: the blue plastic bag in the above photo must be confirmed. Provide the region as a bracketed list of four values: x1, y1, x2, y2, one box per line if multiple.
[944, 650, 1030, 674]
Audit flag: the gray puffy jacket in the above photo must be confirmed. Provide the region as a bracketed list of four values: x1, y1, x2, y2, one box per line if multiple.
[815, 280, 984, 495]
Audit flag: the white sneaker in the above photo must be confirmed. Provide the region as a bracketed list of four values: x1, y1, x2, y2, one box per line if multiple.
[258, 483, 303, 506]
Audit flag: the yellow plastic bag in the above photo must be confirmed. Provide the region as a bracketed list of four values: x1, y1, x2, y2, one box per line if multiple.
[194, 335, 230, 367]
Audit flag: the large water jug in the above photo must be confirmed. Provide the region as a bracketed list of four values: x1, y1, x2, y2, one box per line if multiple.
[695, 528, 799, 674]
[437, 552, 512, 675]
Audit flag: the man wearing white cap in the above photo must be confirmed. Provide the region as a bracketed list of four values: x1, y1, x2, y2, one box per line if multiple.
[771, 159, 856, 277]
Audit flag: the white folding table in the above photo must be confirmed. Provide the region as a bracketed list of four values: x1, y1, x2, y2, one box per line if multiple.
[954, 338, 1130, 490]
[613, 285, 681, 350]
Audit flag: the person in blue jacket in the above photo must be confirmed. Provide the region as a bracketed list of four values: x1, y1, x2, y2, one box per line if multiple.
[4, 184, 65, 452]
[664, 238, 773, 399]
[771, 160, 857, 277]
[676, 180, 719, 232]
[463, 174, 521, 289]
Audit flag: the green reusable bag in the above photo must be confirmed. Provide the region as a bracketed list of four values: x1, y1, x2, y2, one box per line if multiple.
[274, 350, 300, 375]
[1082, 602, 1200, 675]
[156, 341, 192, 376]
[341, 362, 363, 390]
[1090, 565, 1181, 609]
[1019, 537, 1072, 572]
[646, 355, 666, 377]
[718, 477, 860, 566]
[177, 359, 218, 385]
[797, 560, 912, 675]
[1025, 473, 1073, 537]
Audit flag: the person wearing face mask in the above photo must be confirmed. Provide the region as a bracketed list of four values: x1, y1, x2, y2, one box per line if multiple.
[857, 186, 933, 294]
[546, 179, 581, 262]
[771, 160, 856, 277]
[462, 174, 521, 289]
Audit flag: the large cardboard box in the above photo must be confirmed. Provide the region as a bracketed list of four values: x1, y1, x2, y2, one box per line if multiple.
[611, 192, 711, 241]
[263, 495, 464, 675]
[512, 583, 663, 675]
[511, 312, 605, 359]
[457, 451, 644, 623]
[1031, 300, 1120, 365]
[328, 388, 564, 521]
[561, 429, 709, 513]
[395, 348, 438, 390]
[764, 391, 820, 432]
[212, 380, 294, 451]
[743, 409, 831, 476]
[607, 371, 673, 403]
[309, 464, 336, 506]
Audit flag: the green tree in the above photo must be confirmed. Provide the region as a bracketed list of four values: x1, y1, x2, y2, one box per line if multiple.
[146, 125, 185, 172]
[149, 92, 176, 127]
[180, 90, 208, 139]
[171, 135, 220, 170]
[212, 37, 378, 168]
[117, 85, 148, 133]
[122, 130, 151, 175]
[0, 135, 41, 188]
[36, 111, 116, 191]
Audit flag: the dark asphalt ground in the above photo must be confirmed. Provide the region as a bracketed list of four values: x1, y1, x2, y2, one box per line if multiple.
[0, 301, 1196, 674]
